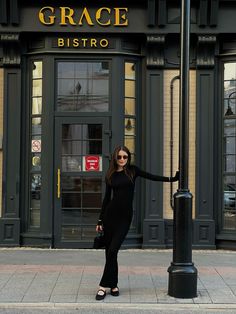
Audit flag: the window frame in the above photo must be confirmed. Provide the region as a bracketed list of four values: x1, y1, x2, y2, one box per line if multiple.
[218, 58, 236, 235]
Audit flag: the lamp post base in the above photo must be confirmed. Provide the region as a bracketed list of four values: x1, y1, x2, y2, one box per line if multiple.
[167, 190, 198, 298]
[168, 263, 198, 298]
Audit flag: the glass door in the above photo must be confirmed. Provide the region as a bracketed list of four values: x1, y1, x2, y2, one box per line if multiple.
[54, 117, 110, 248]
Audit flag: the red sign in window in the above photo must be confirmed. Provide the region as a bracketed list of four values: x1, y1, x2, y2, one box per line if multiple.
[85, 155, 100, 171]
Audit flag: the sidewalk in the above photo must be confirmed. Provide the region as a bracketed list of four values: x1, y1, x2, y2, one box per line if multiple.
[0, 248, 236, 312]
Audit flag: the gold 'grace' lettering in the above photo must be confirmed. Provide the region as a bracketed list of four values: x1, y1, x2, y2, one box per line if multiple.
[60, 7, 76, 25]
[39, 6, 55, 25]
[96, 8, 111, 26]
[39, 6, 128, 27]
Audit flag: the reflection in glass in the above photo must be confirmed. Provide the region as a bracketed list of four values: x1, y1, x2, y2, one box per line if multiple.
[223, 175, 236, 227]
[131, 154, 135, 164]
[224, 175, 236, 188]
[30, 60, 43, 229]
[125, 80, 135, 98]
[30, 208, 40, 228]
[223, 212, 236, 230]
[86, 125, 102, 139]
[75, 62, 109, 79]
[58, 62, 109, 79]
[82, 209, 99, 225]
[84, 141, 102, 155]
[32, 80, 42, 97]
[224, 63, 236, 81]
[32, 98, 42, 115]
[125, 118, 135, 135]
[224, 80, 236, 91]
[61, 176, 81, 192]
[81, 226, 97, 240]
[31, 174, 41, 192]
[33, 62, 42, 79]
[30, 199, 40, 209]
[62, 210, 81, 225]
[83, 178, 102, 192]
[125, 98, 135, 115]
[224, 136, 236, 154]
[124, 61, 136, 222]
[224, 156, 236, 173]
[58, 63, 75, 78]
[62, 125, 82, 140]
[57, 61, 109, 112]
[223, 62, 236, 230]
[224, 102, 235, 117]
[57, 79, 75, 97]
[32, 118, 42, 135]
[62, 141, 82, 155]
[125, 62, 135, 80]
[62, 156, 82, 172]
[62, 226, 81, 240]
[62, 193, 81, 208]
[59, 119, 105, 241]
[62, 124, 102, 140]
[82, 193, 102, 208]
[224, 89, 236, 116]
[125, 137, 135, 153]
[30, 174, 41, 228]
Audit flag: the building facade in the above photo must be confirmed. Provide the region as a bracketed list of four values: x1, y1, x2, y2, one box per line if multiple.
[0, 0, 235, 249]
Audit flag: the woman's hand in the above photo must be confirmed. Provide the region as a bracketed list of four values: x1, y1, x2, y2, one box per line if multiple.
[96, 224, 103, 232]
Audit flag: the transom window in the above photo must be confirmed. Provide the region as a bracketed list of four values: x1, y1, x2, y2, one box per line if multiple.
[56, 61, 109, 112]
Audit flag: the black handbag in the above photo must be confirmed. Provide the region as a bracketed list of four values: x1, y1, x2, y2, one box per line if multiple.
[93, 231, 105, 249]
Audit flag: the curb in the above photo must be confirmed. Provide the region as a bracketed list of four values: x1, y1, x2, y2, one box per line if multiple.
[0, 303, 236, 310]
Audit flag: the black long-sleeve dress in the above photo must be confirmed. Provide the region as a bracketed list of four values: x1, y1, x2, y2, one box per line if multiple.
[98, 165, 174, 289]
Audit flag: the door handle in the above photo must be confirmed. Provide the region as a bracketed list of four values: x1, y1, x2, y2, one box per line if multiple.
[57, 168, 61, 198]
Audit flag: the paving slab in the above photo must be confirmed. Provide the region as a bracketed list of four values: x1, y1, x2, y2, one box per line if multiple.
[0, 248, 235, 310]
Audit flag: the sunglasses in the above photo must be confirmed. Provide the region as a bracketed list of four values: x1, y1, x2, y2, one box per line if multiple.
[117, 155, 128, 160]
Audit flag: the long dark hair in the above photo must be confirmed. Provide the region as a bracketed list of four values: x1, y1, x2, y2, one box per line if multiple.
[106, 145, 134, 184]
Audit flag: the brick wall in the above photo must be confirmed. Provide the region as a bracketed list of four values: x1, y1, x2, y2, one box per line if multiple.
[0, 69, 3, 217]
[163, 70, 196, 219]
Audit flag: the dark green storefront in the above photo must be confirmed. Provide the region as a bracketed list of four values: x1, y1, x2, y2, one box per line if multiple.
[0, 0, 236, 249]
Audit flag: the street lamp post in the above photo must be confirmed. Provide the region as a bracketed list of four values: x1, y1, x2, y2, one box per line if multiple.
[167, 0, 198, 298]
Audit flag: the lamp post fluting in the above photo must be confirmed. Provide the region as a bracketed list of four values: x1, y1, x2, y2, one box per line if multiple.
[167, 0, 198, 298]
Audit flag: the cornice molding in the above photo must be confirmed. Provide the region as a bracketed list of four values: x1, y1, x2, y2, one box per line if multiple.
[197, 35, 217, 68]
[0, 33, 21, 66]
[146, 35, 165, 68]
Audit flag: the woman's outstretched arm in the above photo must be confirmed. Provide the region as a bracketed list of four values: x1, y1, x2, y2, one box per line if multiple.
[134, 166, 179, 182]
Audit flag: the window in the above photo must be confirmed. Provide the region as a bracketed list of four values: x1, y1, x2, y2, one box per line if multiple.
[29, 61, 43, 228]
[124, 62, 136, 163]
[223, 62, 236, 230]
[57, 61, 109, 112]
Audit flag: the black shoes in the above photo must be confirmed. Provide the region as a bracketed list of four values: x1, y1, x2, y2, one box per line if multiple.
[95, 289, 106, 301]
[95, 287, 119, 300]
[110, 287, 119, 297]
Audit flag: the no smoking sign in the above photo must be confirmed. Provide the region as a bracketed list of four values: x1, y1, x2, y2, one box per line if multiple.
[31, 140, 41, 153]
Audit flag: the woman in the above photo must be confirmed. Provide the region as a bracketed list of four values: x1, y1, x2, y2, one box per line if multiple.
[95, 145, 179, 300]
